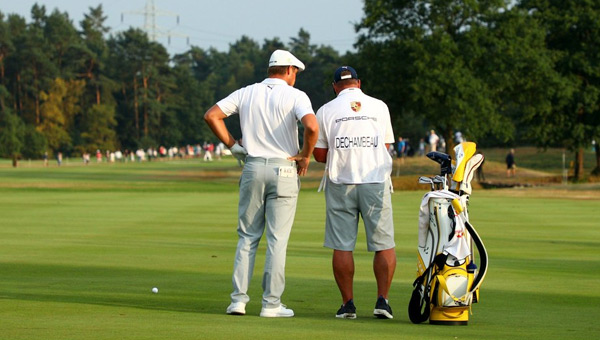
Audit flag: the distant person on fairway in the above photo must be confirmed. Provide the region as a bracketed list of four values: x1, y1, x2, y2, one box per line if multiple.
[506, 148, 516, 177]
[418, 138, 425, 157]
[428, 129, 439, 152]
[204, 49, 318, 318]
[313, 66, 396, 320]
[396, 137, 406, 165]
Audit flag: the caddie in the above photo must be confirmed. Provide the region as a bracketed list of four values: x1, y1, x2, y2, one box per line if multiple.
[313, 66, 396, 319]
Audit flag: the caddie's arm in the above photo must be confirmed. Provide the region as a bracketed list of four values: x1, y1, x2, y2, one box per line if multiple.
[204, 104, 236, 148]
[313, 148, 327, 163]
[289, 114, 318, 176]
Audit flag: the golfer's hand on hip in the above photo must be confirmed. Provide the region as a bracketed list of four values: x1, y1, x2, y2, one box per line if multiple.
[288, 154, 310, 176]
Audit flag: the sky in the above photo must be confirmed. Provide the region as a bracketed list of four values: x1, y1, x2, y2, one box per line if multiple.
[2, 0, 365, 56]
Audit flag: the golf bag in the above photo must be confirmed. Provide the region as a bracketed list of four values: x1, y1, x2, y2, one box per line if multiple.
[408, 142, 488, 325]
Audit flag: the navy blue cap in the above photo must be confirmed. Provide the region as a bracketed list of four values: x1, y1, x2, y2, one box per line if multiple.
[333, 66, 359, 83]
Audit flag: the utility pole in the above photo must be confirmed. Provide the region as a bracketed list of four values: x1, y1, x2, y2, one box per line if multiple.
[121, 0, 188, 45]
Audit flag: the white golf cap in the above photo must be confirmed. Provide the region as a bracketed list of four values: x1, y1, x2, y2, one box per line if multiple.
[268, 49, 305, 71]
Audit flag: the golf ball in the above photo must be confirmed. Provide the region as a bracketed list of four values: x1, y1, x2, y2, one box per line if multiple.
[152, 287, 158, 293]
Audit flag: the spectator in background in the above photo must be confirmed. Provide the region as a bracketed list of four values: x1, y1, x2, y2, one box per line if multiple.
[216, 142, 225, 160]
[203, 142, 213, 161]
[396, 137, 406, 165]
[506, 148, 516, 177]
[428, 130, 439, 152]
[454, 131, 464, 144]
[418, 138, 425, 157]
[147, 147, 154, 161]
[136, 148, 145, 162]
[404, 138, 413, 156]
[83, 152, 90, 165]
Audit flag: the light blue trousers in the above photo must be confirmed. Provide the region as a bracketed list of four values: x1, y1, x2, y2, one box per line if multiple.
[231, 157, 299, 308]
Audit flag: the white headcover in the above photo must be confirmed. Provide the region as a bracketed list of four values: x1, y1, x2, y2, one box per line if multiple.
[458, 153, 484, 195]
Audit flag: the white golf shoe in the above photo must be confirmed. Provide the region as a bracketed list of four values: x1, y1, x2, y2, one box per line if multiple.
[226, 302, 246, 315]
[259, 304, 294, 318]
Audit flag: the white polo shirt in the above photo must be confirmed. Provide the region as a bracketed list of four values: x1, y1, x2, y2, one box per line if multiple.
[217, 78, 314, 159]
[316, 88, 394, 184]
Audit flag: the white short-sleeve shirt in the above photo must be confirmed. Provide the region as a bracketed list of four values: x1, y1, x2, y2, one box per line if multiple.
[316, 88, 394, 184]
[217, 78, 314, 159]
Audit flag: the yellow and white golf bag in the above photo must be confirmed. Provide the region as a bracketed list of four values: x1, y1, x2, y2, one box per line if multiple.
[408, 142, 488, 325]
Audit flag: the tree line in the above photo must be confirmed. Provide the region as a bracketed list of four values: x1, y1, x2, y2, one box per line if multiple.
[0, 5, 345, 161]
[0, 1, 598, 179]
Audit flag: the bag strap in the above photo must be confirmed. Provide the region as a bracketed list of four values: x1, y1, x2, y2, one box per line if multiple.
[464, 220, 488, 293]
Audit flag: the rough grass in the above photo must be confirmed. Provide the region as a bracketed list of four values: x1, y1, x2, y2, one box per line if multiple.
[0, 155, 599, 339]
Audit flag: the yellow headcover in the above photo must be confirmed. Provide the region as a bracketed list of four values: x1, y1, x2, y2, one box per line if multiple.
[452, 142, 477, 183]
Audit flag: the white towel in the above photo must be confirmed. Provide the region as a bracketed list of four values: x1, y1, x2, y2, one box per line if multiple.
[418, 190, 470, 259]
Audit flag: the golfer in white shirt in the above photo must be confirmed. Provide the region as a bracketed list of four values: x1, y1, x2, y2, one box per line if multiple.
[204, 50, 318, 318]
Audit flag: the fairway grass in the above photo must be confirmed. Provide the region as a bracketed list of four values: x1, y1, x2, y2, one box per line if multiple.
[1, 160, 599, 339]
